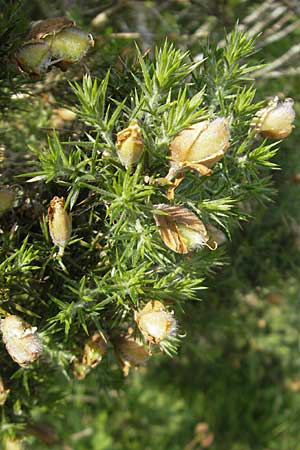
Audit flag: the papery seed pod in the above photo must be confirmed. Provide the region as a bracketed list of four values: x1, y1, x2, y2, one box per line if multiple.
[116, 119, 144, 168]
[135, 300, 177, 344]
[43, 27, 94, 66]
[73, 332, 108, 380]
[154, 204, 217, 254]
[253, 97, 295, 139]
[168, 118, 230, 178]
[1, 315, 42, 368]
[15, 41, 52, 75]
[0, 189, 15, 213]
[48, 196, 72, 256]
[114, 335, 149, 376]
[0, 376, 10, 405]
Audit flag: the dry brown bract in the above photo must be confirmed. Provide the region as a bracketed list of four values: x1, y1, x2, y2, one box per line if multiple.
[154, 204, 217, 254]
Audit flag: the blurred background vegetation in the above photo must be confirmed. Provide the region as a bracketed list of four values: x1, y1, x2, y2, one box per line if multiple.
[1, 0, 300, 449]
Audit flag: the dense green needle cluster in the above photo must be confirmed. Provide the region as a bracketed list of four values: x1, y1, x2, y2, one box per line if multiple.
[0, 17, 292, 445]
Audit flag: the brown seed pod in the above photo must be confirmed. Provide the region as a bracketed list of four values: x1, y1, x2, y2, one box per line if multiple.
[154, 204, 217, 254]
[1, 315, 42, 368]
[48, 196, 72, 256]
[252, 97, 295, 139]
[135, 300, 177, 344]
[116, 119, 144, 168]
[114, 334, 149, 376]
[73, 332, 108, 380]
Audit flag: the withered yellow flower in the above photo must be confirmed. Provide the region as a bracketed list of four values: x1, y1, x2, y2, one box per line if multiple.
[0, 315, 42, 368]
[154, 204, 217, 254]
[114, 334, 149, 376]
[116, 119, 144, 168]
[0, 188, 15, 213]
[135, 300, 177, 344]
[73, 332, 108, 380]
[48, 196, 72, 256]
[253, 97, 295, 139]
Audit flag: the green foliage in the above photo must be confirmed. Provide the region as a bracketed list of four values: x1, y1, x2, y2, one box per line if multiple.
[1, 1, 298, 447]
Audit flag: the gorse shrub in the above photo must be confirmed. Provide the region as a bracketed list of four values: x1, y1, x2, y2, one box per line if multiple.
[0, 14, 295, 446]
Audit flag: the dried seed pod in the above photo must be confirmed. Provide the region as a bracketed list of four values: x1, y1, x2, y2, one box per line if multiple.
[168, 118, 230, 178]
[73, 332, 108, 380]
[114, 335, 149, 376]
[0, 376, 10, 405]
[1, 315, 42, 368]
[116, 119, 144, 168]
[48, 196, 72, 256]
[135, 300, 177, 344]
[43, 27, 94, 65]
[0, 189, 15, 213]
[253, 97, 295, 139]
[154, 204, 217, 254]
[15, 41, 52, 75]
